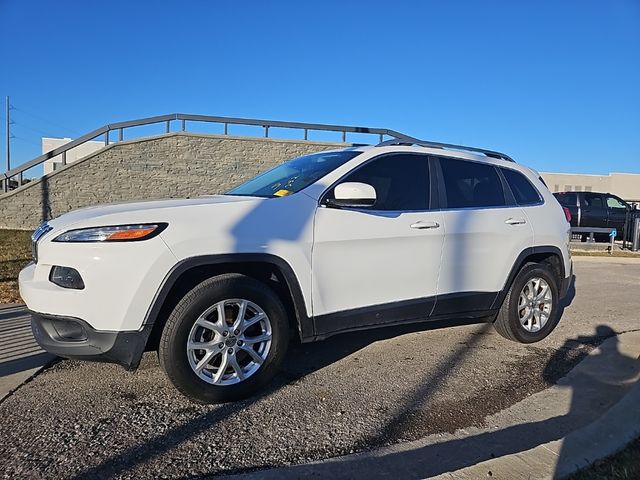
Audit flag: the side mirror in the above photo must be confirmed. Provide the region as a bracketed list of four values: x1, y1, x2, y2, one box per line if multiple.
[326, 182, 377, 208]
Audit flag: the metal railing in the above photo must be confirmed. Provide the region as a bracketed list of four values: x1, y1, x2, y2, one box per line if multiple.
[1, 113, 409, 193]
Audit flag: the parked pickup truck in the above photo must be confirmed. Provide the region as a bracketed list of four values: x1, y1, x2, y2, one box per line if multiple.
[553, 191, 632, 239]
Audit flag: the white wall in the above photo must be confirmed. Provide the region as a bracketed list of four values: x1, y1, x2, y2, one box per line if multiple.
[540, 172, 640, 203]
[42, 138, 104, 174]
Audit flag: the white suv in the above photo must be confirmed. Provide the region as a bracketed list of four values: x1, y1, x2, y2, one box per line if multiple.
[20, 139, 572, 403]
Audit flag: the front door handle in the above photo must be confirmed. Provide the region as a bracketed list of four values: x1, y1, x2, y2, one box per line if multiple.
[505, 218, 527, 225]
[410, 221, 440, 229]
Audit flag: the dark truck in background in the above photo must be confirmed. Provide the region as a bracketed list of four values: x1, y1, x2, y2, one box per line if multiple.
[553, 191, 636, 241]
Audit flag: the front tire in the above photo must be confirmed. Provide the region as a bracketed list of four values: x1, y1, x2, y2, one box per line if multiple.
[159, 274, 290, 403]
[493, 263, 561, 343]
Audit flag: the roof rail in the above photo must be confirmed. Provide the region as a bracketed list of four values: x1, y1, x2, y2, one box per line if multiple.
[376, 136, 516, 163]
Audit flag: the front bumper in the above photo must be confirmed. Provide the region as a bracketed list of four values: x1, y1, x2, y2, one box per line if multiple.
[31, 312, 152, 370]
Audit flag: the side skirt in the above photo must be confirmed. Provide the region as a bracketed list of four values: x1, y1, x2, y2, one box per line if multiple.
[312, 292, 498, 341]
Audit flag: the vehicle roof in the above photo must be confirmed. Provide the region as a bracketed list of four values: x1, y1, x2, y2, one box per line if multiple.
[553, 191, 614, 196]
[346, 144, 522, 169]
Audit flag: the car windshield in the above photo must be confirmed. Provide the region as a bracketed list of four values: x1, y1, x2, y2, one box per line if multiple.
[227, 150, 361, 198]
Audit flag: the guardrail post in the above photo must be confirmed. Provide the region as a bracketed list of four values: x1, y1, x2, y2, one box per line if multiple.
[165, 120, 170, 133]
[342, 131, 346, 142]
[104, 131, 109, 146]
[181, 119, 186, 131]
[304, 128, 308, 140]
[224, 123, 228, 135]
[264, 126, 269, 138]
[61, 151, 67, 166]
[632, 217, 640, 252]
[118, 128, 124, 142]
[379, 133, 384, 143]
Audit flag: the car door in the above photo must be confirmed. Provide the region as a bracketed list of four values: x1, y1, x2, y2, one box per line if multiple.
[311, 153, 444, 335]
[434, 156, 534, 315]
[604, 194, 629, 235]
[581, 192, 608, 228]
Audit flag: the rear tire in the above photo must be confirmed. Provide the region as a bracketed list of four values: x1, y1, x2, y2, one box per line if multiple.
[159, 274, 289, 403]
[493, 263, 561, 343]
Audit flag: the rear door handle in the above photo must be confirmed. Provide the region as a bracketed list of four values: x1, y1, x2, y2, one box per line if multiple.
[410, 221, 440, 229]
[505, 218, 527, 225]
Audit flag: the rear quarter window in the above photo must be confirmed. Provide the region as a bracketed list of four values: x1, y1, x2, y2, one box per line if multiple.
[501, 168, 542, 206]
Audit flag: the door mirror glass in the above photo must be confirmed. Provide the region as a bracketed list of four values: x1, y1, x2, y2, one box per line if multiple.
[328, 182, 377, 208]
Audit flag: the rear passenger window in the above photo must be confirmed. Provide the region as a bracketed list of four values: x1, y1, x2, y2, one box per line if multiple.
[501, 168, 541, 206]
[583, 193, 604, 208]
[439, 157, 505, 208]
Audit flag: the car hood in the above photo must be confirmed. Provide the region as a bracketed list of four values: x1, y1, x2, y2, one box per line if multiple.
[45, 195, 264, 231]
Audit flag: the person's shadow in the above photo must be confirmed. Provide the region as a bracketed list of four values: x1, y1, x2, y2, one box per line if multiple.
[549, 325, 640, 478]
[213, 324, 640, 479]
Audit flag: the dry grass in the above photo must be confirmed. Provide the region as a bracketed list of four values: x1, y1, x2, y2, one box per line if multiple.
[570, 438, 640, 480]
[0, 229, 32, 304]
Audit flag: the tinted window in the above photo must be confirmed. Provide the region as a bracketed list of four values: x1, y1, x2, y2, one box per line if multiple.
[439, 157, 505, 208]
[502, 168, 541, 206]
[583, 193, 604, 208]
[555, 192, 577, 207]
[338, 153, 430, 210]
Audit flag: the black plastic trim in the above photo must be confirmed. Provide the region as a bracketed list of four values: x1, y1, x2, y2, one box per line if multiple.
[491, 246, 568, 310]
[313, 291, 501, 341]
[496, 167, 517, 207]
[432, 291, 496, 316]
[30, 312, 151, 370]
[48, 266, 85, 290]
[314, 297, 436, 339]
[142, 253, 313, 341]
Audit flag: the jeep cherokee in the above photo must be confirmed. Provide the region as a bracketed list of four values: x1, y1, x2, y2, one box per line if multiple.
[20, 139, 573, 403]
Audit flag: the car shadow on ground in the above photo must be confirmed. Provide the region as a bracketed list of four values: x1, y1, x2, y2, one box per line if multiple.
[68, 315, 492, 480]
[67, 276, 588, 480]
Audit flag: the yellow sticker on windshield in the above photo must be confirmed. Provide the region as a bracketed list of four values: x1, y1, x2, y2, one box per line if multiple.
[274, 189, 292, 197]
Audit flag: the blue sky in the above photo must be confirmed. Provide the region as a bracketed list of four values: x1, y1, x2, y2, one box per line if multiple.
[1, 0, 638, 176]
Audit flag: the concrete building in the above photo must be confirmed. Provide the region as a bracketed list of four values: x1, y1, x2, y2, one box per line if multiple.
[42, 137, 104, 174]
[540, 172, 640, 203]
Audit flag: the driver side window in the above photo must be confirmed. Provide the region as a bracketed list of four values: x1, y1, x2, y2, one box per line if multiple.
[336, 153, 430, 211]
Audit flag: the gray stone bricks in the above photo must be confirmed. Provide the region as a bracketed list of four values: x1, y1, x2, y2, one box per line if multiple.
[0, 133, 344, 230]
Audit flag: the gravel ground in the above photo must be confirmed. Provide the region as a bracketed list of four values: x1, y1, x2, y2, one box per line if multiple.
[0, 259, 638, 479]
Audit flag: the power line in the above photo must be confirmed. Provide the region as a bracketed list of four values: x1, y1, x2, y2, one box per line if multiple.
[13, 135, 41, 148]
[12, 121, 51, 137]
[12, 106, 82, 137]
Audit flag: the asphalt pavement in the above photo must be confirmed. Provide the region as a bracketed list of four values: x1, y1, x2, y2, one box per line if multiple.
[0, 257, 638, 479]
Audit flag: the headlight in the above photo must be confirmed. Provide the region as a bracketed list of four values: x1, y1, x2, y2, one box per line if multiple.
[53, 223, 167, 242]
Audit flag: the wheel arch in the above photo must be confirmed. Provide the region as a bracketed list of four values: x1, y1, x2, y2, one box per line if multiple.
[492, 246, 566, 310]
[143, 254, 313, 352]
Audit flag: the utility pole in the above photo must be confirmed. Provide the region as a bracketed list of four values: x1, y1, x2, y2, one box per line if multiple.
[4, 96, 9, 192]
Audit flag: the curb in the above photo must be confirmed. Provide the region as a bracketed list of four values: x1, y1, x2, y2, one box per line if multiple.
[224, 332, 640, 479]
[433, 380, 640, 479]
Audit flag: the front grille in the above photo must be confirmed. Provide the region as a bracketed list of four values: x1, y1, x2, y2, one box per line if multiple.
[31, 223, 53, 263]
